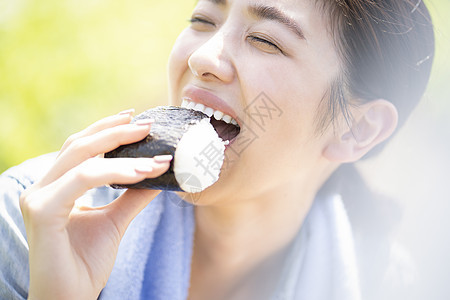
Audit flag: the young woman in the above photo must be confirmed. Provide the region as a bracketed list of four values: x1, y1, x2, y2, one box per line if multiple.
[0, 0, 434, 299]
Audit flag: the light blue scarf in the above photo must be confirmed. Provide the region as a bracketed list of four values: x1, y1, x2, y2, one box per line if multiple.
[100, 192, 195, 300]
[0, 153, 401, 300]
[99, 192, 361, 300]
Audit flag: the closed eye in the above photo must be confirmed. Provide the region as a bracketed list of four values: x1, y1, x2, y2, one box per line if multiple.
[189, 16, 216, 29]
[247, 35, 282, 54]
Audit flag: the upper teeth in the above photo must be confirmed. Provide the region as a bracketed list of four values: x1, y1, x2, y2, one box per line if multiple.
[181, 99, 239, 126]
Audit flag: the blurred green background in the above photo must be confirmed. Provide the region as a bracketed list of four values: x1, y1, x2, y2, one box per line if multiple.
[0, 0, 194, 171]
[0, 0, 449, 172]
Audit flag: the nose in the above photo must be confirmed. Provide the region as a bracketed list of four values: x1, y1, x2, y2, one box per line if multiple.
[188, 31, 235, 83]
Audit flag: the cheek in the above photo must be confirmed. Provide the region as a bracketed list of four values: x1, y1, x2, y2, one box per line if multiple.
[239, 66, 321, 141]
[168, 30, 196, 104]
[233, 63, 329, 172]
[238, 54, 326, 108]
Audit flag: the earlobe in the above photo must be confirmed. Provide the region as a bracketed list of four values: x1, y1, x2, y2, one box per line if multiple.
[323, 99, 398, 163]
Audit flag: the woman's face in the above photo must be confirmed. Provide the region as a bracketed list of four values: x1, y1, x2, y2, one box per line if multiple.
[168, 0, 341, 205]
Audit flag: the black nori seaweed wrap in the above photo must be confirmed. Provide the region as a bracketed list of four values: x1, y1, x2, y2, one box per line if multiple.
[105, 106, 209, 191]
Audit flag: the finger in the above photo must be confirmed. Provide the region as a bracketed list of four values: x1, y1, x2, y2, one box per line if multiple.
[21, 156, 172, 229]
[58, 109, 135, 157]
[104, 189, 161, 237]
[40, 120, 153, 187]
[103, 155, 174, 234]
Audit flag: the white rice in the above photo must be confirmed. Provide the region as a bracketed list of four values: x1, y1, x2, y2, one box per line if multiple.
[173, 118, 225, 193]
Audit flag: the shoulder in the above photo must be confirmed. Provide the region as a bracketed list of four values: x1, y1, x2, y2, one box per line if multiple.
[0, 153, 59, 242]
[0, 153, 57, 299]
[2, 152, 59, 188]
[330, 165, 416, 300]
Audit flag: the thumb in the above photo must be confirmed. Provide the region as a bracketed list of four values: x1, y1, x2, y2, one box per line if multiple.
[104, 189, 160, 237]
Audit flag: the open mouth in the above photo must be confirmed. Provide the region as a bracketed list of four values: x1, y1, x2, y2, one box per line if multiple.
[181, 99, 241, 144]
[209, 117, 240, 142]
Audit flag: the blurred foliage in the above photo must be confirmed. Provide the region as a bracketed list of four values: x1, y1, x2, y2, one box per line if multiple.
[0, 0, 194, 172]
[0, 0, 449, 172]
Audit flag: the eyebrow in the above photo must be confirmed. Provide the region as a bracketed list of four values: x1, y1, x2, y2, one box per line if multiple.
[202, 0, 305, 40]
[248, 5, 306, 40]
[204, 0, 226, 5]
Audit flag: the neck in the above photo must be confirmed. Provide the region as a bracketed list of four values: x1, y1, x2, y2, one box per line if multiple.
[188, 168, 336, 300]
[192, 180, 317, 271]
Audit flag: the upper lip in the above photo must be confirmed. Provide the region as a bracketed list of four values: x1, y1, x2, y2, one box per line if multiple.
[182, 85, 240, 126]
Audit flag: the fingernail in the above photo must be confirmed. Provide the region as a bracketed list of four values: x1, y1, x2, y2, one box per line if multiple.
[118, 108, 135, 115]
[153, 155, 173, 163]
[135, 164, 153, 173]
[135, 118, 155, 126]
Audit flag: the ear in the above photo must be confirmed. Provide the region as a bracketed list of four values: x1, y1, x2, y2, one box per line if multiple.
[323, 99, 398, 163]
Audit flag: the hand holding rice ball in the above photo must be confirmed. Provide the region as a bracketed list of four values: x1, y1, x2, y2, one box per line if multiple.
[105, 106, 231, 193]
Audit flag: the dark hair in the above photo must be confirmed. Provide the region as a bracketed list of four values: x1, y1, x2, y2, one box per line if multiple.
[315, 0, 435, 157]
